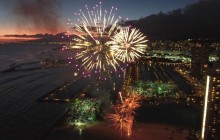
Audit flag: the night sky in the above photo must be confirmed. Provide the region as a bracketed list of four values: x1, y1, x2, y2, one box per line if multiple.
[0, 0, 199, 35]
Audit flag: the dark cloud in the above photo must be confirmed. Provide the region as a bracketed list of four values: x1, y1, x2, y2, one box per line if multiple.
[13, 0, 63, 34]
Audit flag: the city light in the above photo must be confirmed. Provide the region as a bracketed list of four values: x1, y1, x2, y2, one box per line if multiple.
[201, 76, 210, 140]
[74, 72, 78, 76]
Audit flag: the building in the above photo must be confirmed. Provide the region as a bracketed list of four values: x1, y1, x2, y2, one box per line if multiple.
[191, 43, 209, 81]
[201, 68, 220, 140]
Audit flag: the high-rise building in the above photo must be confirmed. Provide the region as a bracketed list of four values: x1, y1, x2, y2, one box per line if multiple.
[191, 43, 209, 81]
[201, 69, 220, 140]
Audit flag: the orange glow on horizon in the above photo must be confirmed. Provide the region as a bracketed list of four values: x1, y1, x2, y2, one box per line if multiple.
[0, 36, 40, 43]
[0, 25, 65, 36]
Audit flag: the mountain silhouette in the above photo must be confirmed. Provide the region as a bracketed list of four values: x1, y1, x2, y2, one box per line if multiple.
[124, 0, 220, 40]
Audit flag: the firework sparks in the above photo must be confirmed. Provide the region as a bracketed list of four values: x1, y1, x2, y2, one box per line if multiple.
[107, 91, 141, 136]
[108, 27, 148, 62]
[116, 92, 141, 114]
[67, 2, 148, 72]
[70, 2, 122, 71]
[107, 110, 134, 136]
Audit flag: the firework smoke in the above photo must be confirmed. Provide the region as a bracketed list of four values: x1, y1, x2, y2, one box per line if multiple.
[14, 0, 63, 34]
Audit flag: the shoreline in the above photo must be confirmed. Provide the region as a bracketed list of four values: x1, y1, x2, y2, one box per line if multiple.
[45, 121, 190, 140]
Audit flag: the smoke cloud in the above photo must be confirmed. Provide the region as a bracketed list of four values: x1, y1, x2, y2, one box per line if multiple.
[14, 0, 63, 34]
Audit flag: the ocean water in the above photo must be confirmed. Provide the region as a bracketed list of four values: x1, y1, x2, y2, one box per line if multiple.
[0, 44, 123, 140]
[0, 45, 75, 139]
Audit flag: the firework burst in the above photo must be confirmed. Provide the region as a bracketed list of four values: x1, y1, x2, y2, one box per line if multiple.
[107, 110, 134, 136]
[116, 92, 141, 114]
[108, 27, 148, 62]
[69, 2, 122, 71]
[106, 91, 141, 136]
[67, 2, 148, 72]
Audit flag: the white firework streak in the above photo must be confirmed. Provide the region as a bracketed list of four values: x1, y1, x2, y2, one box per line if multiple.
[71, 2, 122, 71]
[108, 27, 148, 62]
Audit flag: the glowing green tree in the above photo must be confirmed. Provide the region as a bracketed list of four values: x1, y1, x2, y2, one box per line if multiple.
[66, 98, 101, 127]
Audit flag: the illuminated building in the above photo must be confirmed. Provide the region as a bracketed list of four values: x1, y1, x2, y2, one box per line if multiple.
[191, 43, 209, 81]
[201, 69, 220, 140]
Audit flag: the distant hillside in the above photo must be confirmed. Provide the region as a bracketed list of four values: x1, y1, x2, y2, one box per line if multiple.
[125, 0, 220, 40]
